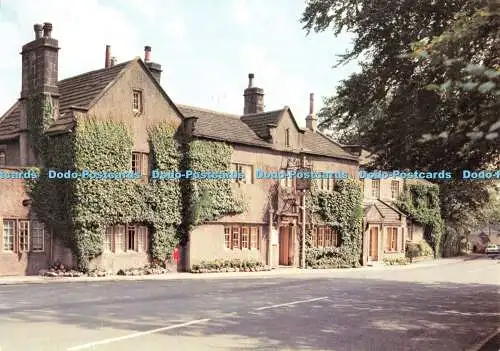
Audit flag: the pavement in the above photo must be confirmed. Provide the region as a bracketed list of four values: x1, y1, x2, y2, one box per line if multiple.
[0, 255, 498, 351]
[0, 254, 485, 285]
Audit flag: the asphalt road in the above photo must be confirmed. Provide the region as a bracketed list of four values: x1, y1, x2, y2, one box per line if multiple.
[0, 257, 498, 351]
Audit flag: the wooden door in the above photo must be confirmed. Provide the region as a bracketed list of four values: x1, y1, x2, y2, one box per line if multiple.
[369, 227, 379, 261]
[279, 226, 290, 265]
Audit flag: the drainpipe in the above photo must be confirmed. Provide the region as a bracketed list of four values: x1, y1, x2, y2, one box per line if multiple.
[268, 207, 274, 266]
[300, 154, 307, 268]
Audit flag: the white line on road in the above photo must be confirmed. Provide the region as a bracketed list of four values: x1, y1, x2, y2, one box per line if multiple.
[66, 318, 210, 350]
[255, 296, 328, 311]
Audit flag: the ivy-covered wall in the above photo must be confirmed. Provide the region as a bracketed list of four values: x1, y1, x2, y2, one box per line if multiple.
[305, 178, 363, 268]
[185, 140, 246, 227]
[395, 183, 443, 257]
[28, 116, 183, 270]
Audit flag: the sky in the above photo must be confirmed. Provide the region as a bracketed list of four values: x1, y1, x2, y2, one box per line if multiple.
[0, 0, 359, 127]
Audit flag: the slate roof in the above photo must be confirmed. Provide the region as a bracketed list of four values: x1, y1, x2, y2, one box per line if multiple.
[363, 199, 405, 223]
[178, 104, 358, 161]
[0, 61, 130, 138]
[0, 103, 21, 139]
[178, 105, 269, 147]
[240, 110, 284, 139]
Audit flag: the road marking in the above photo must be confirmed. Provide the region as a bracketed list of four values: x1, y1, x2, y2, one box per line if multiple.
[66, 318, 210, 350]
[255, 296, 328, 311]
[465, 327, 499, 351]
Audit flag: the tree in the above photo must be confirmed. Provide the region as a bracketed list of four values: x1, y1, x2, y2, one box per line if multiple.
[301, 0, 499, 173]
[301, 0, 499, 255]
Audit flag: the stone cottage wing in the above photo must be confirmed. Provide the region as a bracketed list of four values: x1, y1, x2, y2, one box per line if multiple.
[179, 104, 358, 161]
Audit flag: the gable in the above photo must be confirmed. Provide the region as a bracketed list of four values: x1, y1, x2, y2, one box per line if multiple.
[87, 59, 182, 126]
[274, 109, 301, 148]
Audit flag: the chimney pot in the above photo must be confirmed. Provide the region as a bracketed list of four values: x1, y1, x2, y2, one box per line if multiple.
[248, 73, 254, 88]
[34, 24, 43, 39]
[105, 45, 111, 68]
[110, 57, 117, 67]
[42, 22, 53, 38]
[144, 46, 152, 62]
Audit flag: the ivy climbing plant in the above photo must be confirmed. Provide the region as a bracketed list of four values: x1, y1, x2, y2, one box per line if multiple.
[395, 183, 444, 257]
[28, 117, 183, 270]
[185, 140, 246, 227]
[305, 178, 363, 268]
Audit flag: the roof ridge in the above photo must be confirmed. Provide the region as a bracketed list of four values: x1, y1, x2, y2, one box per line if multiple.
[57, 60, 131, 84]
[177, 104, 240, 118]
[0, 101, 19, 122]
[240, 108, 287, 117]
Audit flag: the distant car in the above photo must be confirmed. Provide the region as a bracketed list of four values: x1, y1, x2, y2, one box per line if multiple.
[485, 244, 500, 255]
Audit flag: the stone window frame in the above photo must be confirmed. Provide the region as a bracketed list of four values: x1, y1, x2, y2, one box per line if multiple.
[231, 163, 254, 184]
[391, 180, 400, 199]
[132, 152, 149, 180]
[371, 179, 380, 198]
[224, 224, 261, 251]
[285, 128, 290, 147]
[132, 89, 144, 115]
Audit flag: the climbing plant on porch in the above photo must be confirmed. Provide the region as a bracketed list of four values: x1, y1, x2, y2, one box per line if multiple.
[305, 178, 363, 268]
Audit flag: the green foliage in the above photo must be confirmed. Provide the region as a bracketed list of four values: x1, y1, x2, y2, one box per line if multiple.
[26, 94, 54, 159]
[406, 240, 434, 261]
[396, 184, 443, 256]
[186, 140, 246, 226]
[191, 258, 267, 273]
[305, 178, 363, 268]
[383, 253, 408, 266]
[28, 118, 182, 270]
[301, 0, 499, 173]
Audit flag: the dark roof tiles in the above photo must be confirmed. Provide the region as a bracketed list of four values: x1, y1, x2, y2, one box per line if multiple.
[0, 61, 129, 139]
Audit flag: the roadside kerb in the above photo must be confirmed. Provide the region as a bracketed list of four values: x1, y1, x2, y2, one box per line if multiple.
[0, 254, 483, 285]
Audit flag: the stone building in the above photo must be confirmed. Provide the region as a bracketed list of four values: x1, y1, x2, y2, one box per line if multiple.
[0, 22, 361, 275]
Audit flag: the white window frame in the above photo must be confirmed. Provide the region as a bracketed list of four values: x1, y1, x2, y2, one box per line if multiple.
[2, 219, 15, 252]
[18, 220, 30, 252]
[31, 220, 45, 252]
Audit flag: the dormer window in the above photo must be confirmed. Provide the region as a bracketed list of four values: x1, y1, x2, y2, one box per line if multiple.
[285, 128, 290, 147]
[132, 90, 143, 114]
[0, 152, 5, 166]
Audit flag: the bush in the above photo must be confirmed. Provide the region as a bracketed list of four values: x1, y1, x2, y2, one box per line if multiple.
[383, 253, 408, 265]
[406, 240, 434, 261]
[405, 242, 420, 262]
[190, 258, 265, 273]
[417, 240, 434, 257]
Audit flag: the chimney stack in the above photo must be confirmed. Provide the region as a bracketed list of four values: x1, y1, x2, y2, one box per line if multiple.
[34, 24, 43, 39]
[105, 45, 111, 68]
[243, 73, 264, 114]
[305, 93, 317, 132]
[20, 22, 60, 165]
[143, 46, 162, 84]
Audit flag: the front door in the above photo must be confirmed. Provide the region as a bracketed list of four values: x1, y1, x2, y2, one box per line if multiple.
[279, 225, 291, 265]
[369, 227, 379, 261]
